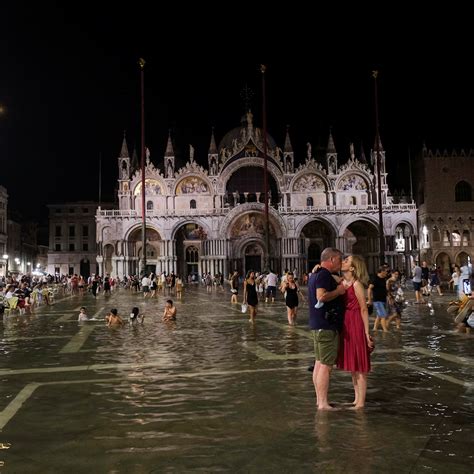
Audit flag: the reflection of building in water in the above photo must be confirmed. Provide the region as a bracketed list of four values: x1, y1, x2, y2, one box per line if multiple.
[95, 112, 417, 278]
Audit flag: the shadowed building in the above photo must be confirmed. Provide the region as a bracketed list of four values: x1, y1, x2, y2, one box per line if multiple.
[417, 145, 474, 278]
[96, 112, 417, 278]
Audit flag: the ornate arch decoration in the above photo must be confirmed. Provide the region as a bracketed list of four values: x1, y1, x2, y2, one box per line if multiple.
[294, 215, 338, 238]
[389, 220, 417, 236]
[335, 172, 371, 192]
[217, 158, 283, 194]
[132, 177, 168, 197]
[174, 175, 212, 195]
[337, 215, 379, 238]
[170, 218, 212, 241]
[290, 171, 329, 193]
[124, 223, 163, 242]
[220, 202, 287, 239]
[235, 236, 266, 257]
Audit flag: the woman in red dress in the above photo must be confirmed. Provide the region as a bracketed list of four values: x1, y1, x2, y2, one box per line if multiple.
[337, 255, 374, 409]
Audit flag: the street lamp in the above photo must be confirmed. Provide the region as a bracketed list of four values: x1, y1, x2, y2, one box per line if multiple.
[2, 254, 8, 277]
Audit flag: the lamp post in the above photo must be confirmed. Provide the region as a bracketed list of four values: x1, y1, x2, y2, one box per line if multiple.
[2, 254, 8, 278]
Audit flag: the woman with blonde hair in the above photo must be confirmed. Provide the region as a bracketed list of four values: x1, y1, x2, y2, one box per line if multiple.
[337, 254, 374, 409]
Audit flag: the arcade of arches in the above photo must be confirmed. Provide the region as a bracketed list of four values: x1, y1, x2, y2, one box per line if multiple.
[96, 112, 419, 279]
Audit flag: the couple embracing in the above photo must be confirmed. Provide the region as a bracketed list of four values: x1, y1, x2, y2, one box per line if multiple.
[309, 247, 374, 410]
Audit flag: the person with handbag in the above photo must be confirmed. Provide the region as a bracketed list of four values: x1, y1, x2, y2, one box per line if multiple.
[243, 270, 258, 323]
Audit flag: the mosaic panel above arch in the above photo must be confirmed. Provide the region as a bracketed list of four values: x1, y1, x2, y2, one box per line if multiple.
[176, 177, 209, 195]
[337, 174, 368, 191]
[133, 179, 162, 196]
[230, 212, 275, 238]
[293, 174, 325, 192]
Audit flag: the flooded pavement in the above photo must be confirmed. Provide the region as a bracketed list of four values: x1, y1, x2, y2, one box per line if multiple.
[0, 286, 473, 472]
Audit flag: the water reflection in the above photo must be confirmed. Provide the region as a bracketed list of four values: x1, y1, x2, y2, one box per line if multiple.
[314, 410, 374, 472]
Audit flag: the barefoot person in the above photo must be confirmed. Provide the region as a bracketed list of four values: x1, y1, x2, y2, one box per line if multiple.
[337, 255, 374, 409]
[308, 247, 346, 410]
[162, 300, 177, 322]
[243, 270, 258, 323]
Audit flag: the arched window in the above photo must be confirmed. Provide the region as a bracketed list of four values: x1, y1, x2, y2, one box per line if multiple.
[146, 200, 153, 210]
[395, 226, 405, 251]
[190, 199, 197, 209]
[455, 181, 472, 201]
[186, 246, 199, 263]
[306, 197, 314, 207]
[350, 196, 357, 205]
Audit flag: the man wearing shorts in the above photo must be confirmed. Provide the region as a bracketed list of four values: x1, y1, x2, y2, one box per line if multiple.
[368, 266, 389, 331]
[308, 247, 345, 410]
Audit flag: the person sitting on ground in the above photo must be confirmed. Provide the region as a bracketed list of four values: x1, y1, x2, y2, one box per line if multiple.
[129, 306, 145, 324]
[162, 299, 177, 322]
[106, 308, 123, 326]
[78, 306, 89, 321]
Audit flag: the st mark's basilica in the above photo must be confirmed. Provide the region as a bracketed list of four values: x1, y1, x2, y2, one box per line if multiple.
[95, 111, 418, 278]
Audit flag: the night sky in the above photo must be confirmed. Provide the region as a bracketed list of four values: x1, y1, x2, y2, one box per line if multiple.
[1, 5, 473, 227]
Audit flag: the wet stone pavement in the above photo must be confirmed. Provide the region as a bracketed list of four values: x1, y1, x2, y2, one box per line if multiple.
[0, 285, 473, 473]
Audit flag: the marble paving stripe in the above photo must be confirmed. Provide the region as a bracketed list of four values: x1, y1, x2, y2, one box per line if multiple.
[1, 336, 70, 342]
[59, 325, 96, 354]
[392, 361, 474, 388]
[0, 367, 305, 430]
[0, 382, 41, 430]
[406, 346, 473, 366]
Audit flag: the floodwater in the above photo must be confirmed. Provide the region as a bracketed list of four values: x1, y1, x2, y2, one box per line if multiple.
[0, 286, 473, 472]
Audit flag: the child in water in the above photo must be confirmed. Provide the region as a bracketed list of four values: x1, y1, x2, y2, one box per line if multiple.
[162, 300, 177, 322]
[106, 308, 123, 326]
[129, 306, 145, 324]
[78, 306, 89, 321]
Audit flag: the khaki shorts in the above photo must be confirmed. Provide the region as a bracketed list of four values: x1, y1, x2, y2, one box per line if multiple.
[312, 329, 339, 366]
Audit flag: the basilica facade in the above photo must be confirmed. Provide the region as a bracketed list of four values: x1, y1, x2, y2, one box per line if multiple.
[96, 112, 418, 278]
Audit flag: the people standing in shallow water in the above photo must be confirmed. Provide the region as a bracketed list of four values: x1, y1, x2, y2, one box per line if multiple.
[243, 270, 258, 323]
[230, 271, 239, 304]
[308, 247, 346, 411]
[337, 255, 374, 409]
[280, 272, 305, 325]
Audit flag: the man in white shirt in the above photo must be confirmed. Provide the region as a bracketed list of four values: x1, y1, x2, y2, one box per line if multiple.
[265, 270, 278, 302]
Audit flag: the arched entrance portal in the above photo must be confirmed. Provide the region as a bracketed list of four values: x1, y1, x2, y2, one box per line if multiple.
[344, 220, 380, 275]
[175, 223, 207, 279]
[244, 242, 263, 274]
[127, 227, 161, 276]
[228, 211, 279, 275]
[300, 220, 335, 272]
[456, 251, 471, 267]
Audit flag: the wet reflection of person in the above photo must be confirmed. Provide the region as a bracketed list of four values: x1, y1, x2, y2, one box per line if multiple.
[314, 410, 373, 473]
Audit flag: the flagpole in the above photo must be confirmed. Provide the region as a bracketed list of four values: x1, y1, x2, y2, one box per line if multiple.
[373, 70, 385, 265]
[260, 64, 270, 272]
[139, 58, 147, 276]
[98, 152, 102, 208]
